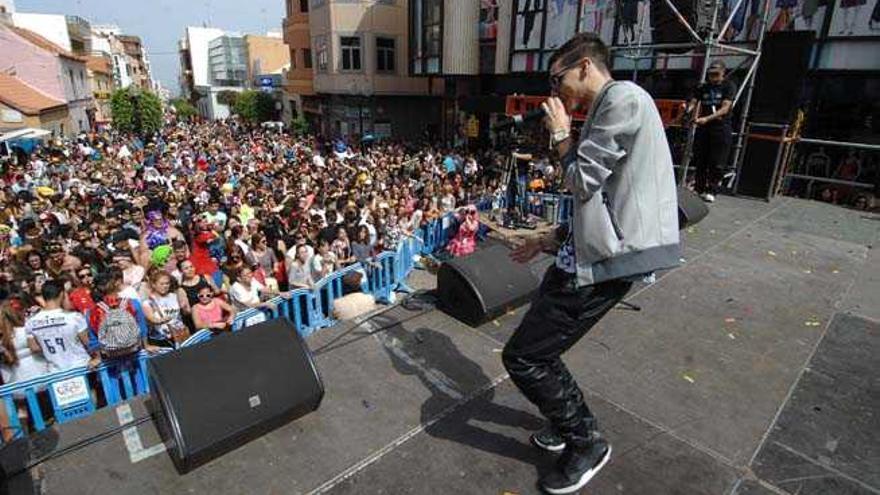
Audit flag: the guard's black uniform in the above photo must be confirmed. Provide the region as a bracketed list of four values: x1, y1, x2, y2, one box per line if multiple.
[692, 80, 736, 195]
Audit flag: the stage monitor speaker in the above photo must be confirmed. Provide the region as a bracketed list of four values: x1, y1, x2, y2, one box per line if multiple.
[678, 186, 709, 228]
[437, 244, 541, 326]
[750, 31, 814, 124]
[736, 124, 788, 200]
[147, 319, 324, 473]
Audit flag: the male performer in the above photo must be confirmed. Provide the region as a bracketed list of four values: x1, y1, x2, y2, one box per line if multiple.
[505, 32, 680, 494]
[688, 60, 736, 203]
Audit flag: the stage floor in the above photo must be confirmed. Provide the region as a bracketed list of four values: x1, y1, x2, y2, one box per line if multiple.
[34, 195, 880, 495]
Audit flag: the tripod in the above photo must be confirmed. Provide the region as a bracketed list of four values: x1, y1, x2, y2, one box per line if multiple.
[499, 149, 536, 229]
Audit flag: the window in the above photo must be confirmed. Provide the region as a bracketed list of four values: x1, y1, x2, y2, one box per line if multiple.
[411, 0, 442, 74]
[340, 37, 361, 71]
[303, 48, 313, 69]
[291, 50, 297, 69]
[299, 0, 309, 12]
[315, 36, 328, 72]
[68, 69, 75, 89]
[376, 37, 395, 72]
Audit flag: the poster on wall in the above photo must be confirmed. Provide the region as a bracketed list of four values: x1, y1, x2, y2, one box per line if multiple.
[579, 0, 618, 44]
[546, 0, 581, 50]
[515, 0, 546, 49]
[828, 0, 880, 36]
[614, 0, 652, 45]
[480, 0, 499, 41]
[720, 0, 828, 42]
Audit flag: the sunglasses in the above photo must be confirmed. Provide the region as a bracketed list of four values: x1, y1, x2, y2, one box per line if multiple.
[198, 293, 213, 299]
[549, 57, 587, 92]
[78, 272, 92, 278]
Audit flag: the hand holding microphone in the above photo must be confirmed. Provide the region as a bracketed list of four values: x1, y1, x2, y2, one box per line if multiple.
[541, 97, 572, 136]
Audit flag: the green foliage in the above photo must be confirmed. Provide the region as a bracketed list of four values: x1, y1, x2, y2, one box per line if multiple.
[255, 92, 277, 122]
[232, 90, 277, 123]
[232, 90, 258, 122]
[170, 98, 197, 119]
[217, 90, 239, 107]
[291, 115, 310, 135]
[109, 87, 163, 135]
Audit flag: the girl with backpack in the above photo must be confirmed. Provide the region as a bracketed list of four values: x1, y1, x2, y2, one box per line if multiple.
[87, 269, 160, 358]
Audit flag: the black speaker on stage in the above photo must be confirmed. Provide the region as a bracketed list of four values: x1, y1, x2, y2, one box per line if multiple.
[736, 123, 789, 200]
[147, 319, 324, 473]
[677, 186, 709, 228]
[751, 31, 814, 124]
[437, 244, 541, 326]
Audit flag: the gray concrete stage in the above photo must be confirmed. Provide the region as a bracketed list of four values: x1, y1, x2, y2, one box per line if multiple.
[34, 196, 880, 494]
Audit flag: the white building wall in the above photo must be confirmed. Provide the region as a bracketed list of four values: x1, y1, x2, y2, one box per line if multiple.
[59, 57, 91, 134]
[186, 26, 224, 87]
[12, 13, 71, 51]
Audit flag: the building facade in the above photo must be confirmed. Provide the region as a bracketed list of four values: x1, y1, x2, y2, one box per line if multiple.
[283, 0, 316, 120]
[85, 55, 113, 127]
[244, 33, 290, 82]
[0, 24, 91, 135]
[178, 26, 225, 106]
[410, 0, 880, 147]
[304, 0, 442, 140]
[0, 73, 69, 135]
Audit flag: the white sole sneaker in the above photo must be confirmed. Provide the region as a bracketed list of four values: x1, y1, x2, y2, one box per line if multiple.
[542, 445, 613, 495]
[531, 433, 567, 453]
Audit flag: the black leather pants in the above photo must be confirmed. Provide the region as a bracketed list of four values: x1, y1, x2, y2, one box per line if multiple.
[503, 266, 632, 448]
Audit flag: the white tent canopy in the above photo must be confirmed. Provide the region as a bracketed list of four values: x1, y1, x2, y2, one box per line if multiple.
[0, 128, 51, 143]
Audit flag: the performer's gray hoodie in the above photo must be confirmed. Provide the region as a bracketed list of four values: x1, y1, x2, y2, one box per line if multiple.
[562, 80, 681, 287]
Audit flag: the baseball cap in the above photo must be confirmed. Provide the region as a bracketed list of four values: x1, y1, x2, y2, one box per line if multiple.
[708, 61, 726, 73]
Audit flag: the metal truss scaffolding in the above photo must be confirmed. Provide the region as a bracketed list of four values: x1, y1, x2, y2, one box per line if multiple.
[609, 0, 775, 186]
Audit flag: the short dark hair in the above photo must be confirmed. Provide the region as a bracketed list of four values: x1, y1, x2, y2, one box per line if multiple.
[548, 32, 610, 74]
[41, 279, 64, 301]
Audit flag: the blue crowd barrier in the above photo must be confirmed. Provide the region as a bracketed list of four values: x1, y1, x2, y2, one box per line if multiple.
[0, 193, 575, 442]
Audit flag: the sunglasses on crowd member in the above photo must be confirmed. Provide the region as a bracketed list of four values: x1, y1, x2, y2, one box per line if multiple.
[198, 292, 214, 300]
[77, 270, 93, 279]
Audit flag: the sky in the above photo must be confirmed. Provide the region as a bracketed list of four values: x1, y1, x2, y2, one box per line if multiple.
[16, 0, 286, 95]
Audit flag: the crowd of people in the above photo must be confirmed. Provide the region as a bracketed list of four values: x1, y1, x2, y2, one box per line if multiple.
[0, 117, 563, 436]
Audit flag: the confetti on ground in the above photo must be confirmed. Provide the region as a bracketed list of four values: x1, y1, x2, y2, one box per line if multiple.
[832, 269, 840, 274]
[767, 250, 777, 257]
[492, 348, 503, 353]
[805, 321, 821, 327]
[710, 230, 716, 234]
[493, 320, 500, 327]
[687, 227, 695, 234]
[803, 269, 812, 274]
[728, 333, 736, 340]
[725, 317, 736, 323]
[682, 373, 696, 384]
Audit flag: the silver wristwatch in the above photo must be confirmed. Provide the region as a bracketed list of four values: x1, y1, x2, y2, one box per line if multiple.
[550, 128, 571, 148]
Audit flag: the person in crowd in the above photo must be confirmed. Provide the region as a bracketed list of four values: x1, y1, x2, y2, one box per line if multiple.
[142, 270, 190, 348]
[25, 280, 97, 372]
[229, 265, 284, 312]
[447, 206, 480, 257]
[191, 287, 236, 333]
[178, 259, 222, 309]
[282, 242, 311, 290]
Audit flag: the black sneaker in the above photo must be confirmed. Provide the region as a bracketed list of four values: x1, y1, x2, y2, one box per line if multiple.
[540, 442, 612, 494]
[531, 426, 566, 453]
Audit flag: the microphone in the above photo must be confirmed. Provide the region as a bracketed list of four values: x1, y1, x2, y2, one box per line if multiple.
[492, 107, 547, 131]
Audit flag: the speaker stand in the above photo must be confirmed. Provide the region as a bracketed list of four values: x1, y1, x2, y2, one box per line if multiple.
[616, 300, 642, 311]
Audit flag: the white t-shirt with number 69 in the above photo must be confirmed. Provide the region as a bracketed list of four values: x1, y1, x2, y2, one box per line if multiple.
[25, 308, 91, 373]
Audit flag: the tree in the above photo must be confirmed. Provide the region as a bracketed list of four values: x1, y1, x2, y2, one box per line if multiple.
[170, 98, 197, 120]
[110, 87, 163, 136]
[232, 90, 278, 123]
[291, 115, 310, 135]
[217, 90, 239, 107]
[232, 90, 258, 122]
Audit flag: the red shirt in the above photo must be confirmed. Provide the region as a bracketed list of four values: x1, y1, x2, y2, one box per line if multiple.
[68, 287, 96, 314]
[190, 231, 218, 276]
